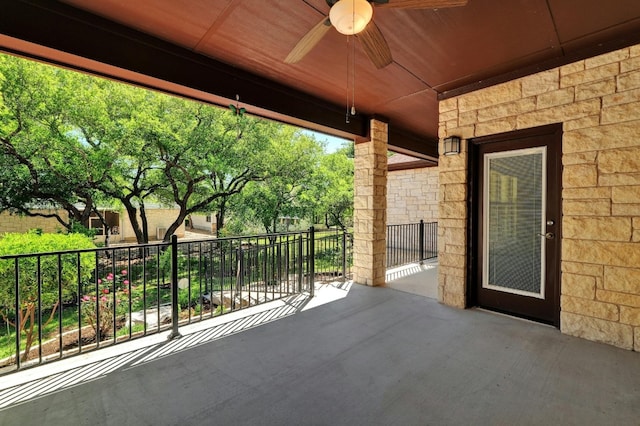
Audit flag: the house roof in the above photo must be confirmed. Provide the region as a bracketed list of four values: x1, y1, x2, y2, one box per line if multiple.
[2, 1, 640, 161]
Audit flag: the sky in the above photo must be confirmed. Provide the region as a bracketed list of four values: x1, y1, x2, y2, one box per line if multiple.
[304, 130, 351, 153]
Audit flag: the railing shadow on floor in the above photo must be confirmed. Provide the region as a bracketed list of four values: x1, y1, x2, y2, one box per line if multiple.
[0, 290, 320, 410]
[385, 261, 437, 283]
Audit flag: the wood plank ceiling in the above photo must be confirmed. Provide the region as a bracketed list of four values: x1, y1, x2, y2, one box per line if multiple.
[2, 0, 640, 159]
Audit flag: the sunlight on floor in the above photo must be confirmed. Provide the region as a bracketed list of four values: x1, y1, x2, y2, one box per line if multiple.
[0, 279, 353, 409]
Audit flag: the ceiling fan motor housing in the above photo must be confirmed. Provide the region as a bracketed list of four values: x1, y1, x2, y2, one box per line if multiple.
[330, 0, 374, 35]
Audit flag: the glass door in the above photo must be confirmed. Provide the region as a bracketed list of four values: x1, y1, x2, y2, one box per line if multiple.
[472, 125, 561, 326]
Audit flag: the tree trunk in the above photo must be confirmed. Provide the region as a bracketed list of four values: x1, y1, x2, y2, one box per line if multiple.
[20, 304, 36, 362]
[140, 202, 150, 242]
[163, 210, 188, 242]
[122, 202, 146, 244]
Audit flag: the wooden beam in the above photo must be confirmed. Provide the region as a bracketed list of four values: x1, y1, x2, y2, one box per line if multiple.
[388, 128, 439, 161]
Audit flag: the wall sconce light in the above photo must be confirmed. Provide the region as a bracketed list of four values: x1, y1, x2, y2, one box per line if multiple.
[443, 136, 461, 156]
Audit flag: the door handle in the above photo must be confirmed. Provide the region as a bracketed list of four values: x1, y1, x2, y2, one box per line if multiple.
[538, 232, 554, 240]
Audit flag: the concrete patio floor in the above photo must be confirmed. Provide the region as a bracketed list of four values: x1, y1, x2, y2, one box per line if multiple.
[1, 271, 639, 426]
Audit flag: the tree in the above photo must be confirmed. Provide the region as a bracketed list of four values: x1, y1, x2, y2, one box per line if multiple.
[303, 146, 354, 230]
[238, 129, 323, 233]
[66, 76, 166, 243]
[0, 232, 95, 361]
[0, 54, 101, 230]
[152, 101, 276, 240]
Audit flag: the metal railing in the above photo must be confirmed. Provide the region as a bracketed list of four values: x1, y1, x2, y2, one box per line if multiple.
[0, 228, 352, 374]
[386, 220, 438, 268]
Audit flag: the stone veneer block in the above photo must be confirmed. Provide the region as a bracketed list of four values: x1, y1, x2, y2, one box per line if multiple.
[517, 99, 600, 129]
[439, 170, 466, 185]
[562, 261, 604, 277]
[561, 312, 633, 350]
[560, 61, 585, 76]
[458, 80, 521, 112]
[575, 78, 616, 100]
[563, 115, 601, 131]
[598, 291, 640, 309]
[477, 98, 536, 122]
[536, 87, 575, 109]
[636, 328, 640, 351]
[604, 266, 640, 294]
[440, 201, 466, 219]
[521, 69, 560, 97]
[563, 240, 640, 268]
[444, 184, 466, 201]
[621, 56, 640, 73]
[562, 273, 596, 299]
[564, 121, 640, 153]
[562, 187, 611, 199]
[561, 295, 619, 321]
[458, 110, 478, 126]
[601, 101, 640, 124]
[585, 49, 629, 68]
[475, 118, 517, 136]
[598, 147, 640, 173]
[562, 151, 597, 165]
[562, 200, 610, 216]
[440, 109, 458, 122]
[612, 186, 640, 203]
[563, 217, 631, 241]
[621, 307, 640, 326]
[560, 63, 619, 88]
[439, 97, 457, 113]
[617, 69, 640, 91]
[563, 164, 598, 187]
[599, 173, 640, 187]
[611, 205, 639, 219]
[603, 87, 640, 107]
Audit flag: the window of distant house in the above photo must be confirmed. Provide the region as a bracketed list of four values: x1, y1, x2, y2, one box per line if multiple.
[206, 215, 211, 223]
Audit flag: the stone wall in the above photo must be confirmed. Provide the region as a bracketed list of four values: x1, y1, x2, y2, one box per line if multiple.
[0, 210, 68, 234]
[387, 166, 439, 225]
[439, 44, 640, 350]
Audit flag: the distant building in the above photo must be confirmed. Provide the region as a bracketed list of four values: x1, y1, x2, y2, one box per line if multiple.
[0, 204, 185, 242]
[187, 213, 217, 234]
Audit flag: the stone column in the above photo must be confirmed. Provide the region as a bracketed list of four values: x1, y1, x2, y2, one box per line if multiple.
[353, 119, 387, 286]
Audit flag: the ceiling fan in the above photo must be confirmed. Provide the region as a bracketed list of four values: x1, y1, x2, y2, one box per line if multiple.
[285, 0, 468, 69]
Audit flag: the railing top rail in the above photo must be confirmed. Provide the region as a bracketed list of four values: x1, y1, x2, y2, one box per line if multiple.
[0, 227, 351, 260]
[387, 221, 437, 227]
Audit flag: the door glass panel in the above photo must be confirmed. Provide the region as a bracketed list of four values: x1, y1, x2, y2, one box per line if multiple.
[483, 147, 546, 298]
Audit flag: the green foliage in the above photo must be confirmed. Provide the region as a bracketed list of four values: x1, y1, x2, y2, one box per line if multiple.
[0, 232, 96, 360]
[68, 220, 98, 238]
[302, 148, 354, 230]
[236, 128, 324, 233]
[0, 52, 355, 238]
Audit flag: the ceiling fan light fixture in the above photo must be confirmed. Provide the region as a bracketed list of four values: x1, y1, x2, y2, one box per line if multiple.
[330, 0, 373, 35]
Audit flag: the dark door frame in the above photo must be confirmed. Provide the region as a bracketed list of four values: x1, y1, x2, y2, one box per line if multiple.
[466, 123, 563, 327]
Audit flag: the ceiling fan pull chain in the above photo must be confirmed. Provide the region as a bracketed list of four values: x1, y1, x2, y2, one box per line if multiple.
[346, 34, 351, 123]
[351, 0, 357, 116]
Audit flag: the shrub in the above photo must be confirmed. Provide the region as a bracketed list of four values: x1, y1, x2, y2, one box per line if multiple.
[0, 231, 96, 361]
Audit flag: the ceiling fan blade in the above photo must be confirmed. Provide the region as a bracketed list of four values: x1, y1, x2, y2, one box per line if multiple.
[375, 0, 468, 9]
[285, 17, 332, 64]
[357, 21, 393, 69]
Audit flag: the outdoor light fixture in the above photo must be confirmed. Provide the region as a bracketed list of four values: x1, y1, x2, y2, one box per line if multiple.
[330, 0, 373, 35]
[443, 136, 461, 156]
